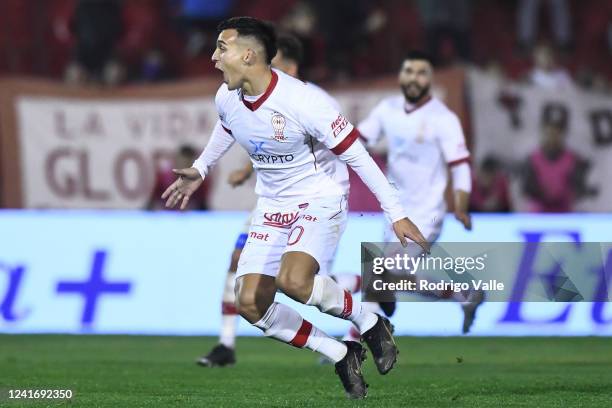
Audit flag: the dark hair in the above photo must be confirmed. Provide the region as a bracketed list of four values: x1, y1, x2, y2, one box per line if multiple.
[217, 17, 277, 64]
[481, 156, 500, 172]
[178, 144, 197, 158]
[403, 50, 434, 66]
[276, 33, 303, 66]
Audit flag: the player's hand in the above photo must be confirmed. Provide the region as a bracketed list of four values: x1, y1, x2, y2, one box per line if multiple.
[392, 218, 430, 253]
[161, 167, 203, 210]
[455, 211, 472, 231]
[228, 168, 252, 187]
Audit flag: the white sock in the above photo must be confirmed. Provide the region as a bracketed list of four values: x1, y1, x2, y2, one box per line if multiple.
[219, 271, 237, 348]
[332, 273, 362, 293]
[254, 302, 347, 363]
[342, 326, 361, 342]
[343, 302, 383, 341]
[307, 275, 378, 335]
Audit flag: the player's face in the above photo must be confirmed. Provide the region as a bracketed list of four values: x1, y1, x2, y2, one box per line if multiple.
[542, 125, 565, 153]
[398, 60, 432, 104]
[271, 51, 298, 78]
[212, 29, 248, 90]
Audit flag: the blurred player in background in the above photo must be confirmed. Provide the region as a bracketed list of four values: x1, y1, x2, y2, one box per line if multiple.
[147, 144, 211, 210]
[343, 51, 484, 334]
[194, 33, 338, 368]
[162, 17, 428, 399]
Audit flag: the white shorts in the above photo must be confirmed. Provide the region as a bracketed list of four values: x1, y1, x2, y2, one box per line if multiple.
[236, 195, 348, 278]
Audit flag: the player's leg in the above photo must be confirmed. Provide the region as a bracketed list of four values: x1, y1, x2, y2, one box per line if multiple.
[330, 273, 386, 341]
[220, 248, 241, 347]
[277, 251, 397, 375]
[196, 230, 248, 367]
[235, 273, 368, 399]
[276, 196, 398, 375]
[331, 273, 363, 342]
[237, 203, 367, 398]
[331, 273, 361, 294]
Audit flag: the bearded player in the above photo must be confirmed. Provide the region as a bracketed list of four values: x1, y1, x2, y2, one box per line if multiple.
[355, 51, 484, 334]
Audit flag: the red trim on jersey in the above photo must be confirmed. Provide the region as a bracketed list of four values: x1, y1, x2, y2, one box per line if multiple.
[340, 290, 353, 318]
[290, 320, 313, 348]
[331, 128, 360, 155]
[448, 156, 471, 167]
[221, 302, 238, 315]
[221, 124, 232, 135]
[404, 95, 432, 114]
[241, 70, 278, 111]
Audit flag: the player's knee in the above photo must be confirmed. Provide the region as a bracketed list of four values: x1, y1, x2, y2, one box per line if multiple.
[235, 284, 274, 324]
[276, 268, 312, 302]
[235, 291, 261, 323]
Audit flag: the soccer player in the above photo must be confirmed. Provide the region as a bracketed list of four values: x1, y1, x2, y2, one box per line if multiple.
[162, 17, 428, 399]
[195, 33, 342, 368]
[356, 50, 484, 333]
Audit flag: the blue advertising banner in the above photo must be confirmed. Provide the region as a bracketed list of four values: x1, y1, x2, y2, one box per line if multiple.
[1, 211, 611, 336]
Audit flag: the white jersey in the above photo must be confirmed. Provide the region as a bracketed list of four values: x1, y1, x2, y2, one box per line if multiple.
[215, 69, 353, 199]
[358, 95, 470, 229]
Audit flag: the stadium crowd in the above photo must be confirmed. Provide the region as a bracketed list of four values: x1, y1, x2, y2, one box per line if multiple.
[0, 0, 609, 212]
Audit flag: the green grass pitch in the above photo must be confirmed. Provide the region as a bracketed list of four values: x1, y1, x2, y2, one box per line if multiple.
[1, 335, 611, 407]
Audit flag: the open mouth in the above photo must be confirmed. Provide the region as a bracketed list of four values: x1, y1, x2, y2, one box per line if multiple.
[215, 65, 227, 82]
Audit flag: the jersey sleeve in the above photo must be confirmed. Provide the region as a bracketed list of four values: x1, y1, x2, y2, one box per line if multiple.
[298, 85, 359, 155]
[436, 111, 470, 166]
[192, 120, 235, 178]
[357, 100, 386, 146]
[308, 82, 342, 111]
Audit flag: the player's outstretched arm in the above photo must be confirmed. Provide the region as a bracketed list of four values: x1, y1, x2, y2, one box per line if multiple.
[338, 137, 429, 253]
[392, 218, 430, 252]
[449, 161, 472, 230]
[162, 120, 235, 210]
[454, 190, 472, 230]
[161, 168, 204, 210]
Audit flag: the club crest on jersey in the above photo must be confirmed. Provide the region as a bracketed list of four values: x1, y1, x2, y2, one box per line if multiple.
[271, 112, 288, 142]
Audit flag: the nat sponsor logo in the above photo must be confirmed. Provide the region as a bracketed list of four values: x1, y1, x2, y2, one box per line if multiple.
[301, 214, 318, 222]
[249, 231, 270, 241]
[331, 114, 348, 137]
[263, 211, 300, 228]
